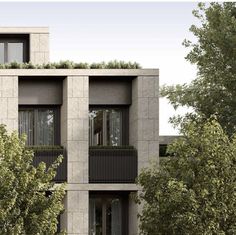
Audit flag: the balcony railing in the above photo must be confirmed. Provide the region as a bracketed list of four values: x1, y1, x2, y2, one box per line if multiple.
[89, 147, 137, 183]
[30, 147, 67, 182]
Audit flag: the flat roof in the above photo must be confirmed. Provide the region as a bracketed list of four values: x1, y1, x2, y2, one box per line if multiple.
[0, 69, 159, 76]
[0, 27, 49, 34]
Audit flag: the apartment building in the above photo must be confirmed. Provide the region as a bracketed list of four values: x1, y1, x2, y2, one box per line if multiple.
[0, 27, 159, 235]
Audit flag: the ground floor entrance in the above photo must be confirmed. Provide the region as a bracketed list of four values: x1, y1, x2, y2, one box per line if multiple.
[89, 192, 129, 235]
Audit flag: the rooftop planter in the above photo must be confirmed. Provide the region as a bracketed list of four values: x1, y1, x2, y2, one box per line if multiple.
[0, 60, 141, 69]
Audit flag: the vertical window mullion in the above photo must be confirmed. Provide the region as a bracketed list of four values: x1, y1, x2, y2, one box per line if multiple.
[4, 42, 8, 63]
[34, 109, 38, 145]
[120, 111, 122, 146]
[22, 39, 27, 63]
[54, 108, 58, 145]
[90, 117, 94, 146]
[102, 200, 107, 235]
[103, 110, 107, 146]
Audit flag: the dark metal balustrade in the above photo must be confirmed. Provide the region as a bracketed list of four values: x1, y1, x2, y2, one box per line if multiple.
[89, 147, 137, 183]
[32, 148, 67, 182]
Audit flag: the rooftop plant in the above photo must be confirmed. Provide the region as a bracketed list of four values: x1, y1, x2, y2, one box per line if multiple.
[25, 145, 64, 151]
[0, 60, 141, 69]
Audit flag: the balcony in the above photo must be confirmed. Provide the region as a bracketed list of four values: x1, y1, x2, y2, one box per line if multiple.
[30, 147, 67, 182]
[89, 147, 137, 183]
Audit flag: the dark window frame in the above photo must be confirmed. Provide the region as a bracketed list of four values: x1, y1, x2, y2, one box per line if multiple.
[0, 34, 29, 63]
[19, 105, 61, 146]
[89, 106, 129, 146]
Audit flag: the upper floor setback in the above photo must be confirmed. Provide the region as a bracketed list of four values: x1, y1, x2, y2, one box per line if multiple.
[0, 27, 49, 65]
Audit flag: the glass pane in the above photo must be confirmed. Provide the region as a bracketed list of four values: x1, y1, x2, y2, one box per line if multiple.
[8, 42, 23, 63]
[36, 109, 55, 145]
[89, 110, 103, 146]
[106, 109, 122, 146]
[19, 110, 34, 145]
[89, 198, 103, 235]
[106, 198, 122, 235]
[0, 43, 4, 63]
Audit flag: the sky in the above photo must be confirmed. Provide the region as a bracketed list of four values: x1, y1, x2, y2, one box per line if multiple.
[0, 2, 199, 135]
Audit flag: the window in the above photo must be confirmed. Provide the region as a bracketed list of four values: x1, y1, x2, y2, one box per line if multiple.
[0, 35, 29, 63]
[89, 108, 128, 146]
[89, 194, 128, 235]
[8, 42, 24, 62]
[19, 107, 60, 146]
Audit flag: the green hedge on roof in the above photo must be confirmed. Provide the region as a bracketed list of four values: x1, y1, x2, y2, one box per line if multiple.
[0, 60, 141, 69]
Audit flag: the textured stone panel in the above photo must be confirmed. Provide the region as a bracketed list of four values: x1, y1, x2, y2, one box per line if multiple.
[72, 119, 84, 141]
[61, 76, 89, 233]
[33, 52, 45, 64]
[142, 76, 155, 98]
[78, 98, 88, 119]
[30, 33, 49, 64]
[64, 191, 89, 234]
[148, 141, 159, 160]
[30, 34, 40, 52]
[129, 75, 159, 225]
[0, 98, 7, 119]
[2, 76, 14, 97]
[142, 119, 155, 141]
[68, 98, 80, 119]
[138, 98, 149, 119]
[39, 34, 49, 52]
[148, 97, 159, 119]
[7, 98, 18, 119]
[72, 77, 84, 98]
[0, 76, 18, 132]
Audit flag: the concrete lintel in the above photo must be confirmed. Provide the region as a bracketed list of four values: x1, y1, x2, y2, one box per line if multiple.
[66, 183, 140, 191]
[0, 69, 159, 77]
[0, 27, 49, 34]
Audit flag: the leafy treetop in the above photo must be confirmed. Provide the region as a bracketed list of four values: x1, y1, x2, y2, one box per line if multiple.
[0, 125, 65, 234]
[161, 2, 236, 137]
[137, 117, 236, 234]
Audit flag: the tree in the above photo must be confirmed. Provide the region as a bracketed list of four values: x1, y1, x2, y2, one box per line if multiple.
[0, 125, 65, 234]
[161, 2, 236, 137]
[137, 117, 236, 235]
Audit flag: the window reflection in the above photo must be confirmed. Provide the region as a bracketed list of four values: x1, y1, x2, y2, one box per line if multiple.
[89, 197, 122, 235]
[89, 198, 103, 235]
[8, 43, 23, 63]
[0, 37, 28, 64]
[89, 109, 122, 146]
[106, 198, 122, 235]
[89, 110, 103, 146]
[19, 108, 58, 146]
[37, 109, 55, 145]
[19, 110, 34, 146]
[106, 110, 121, 146]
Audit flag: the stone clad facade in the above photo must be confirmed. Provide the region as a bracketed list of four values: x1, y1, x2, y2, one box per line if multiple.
[0, 76, 18, 132]
[0, 27, 159, 235]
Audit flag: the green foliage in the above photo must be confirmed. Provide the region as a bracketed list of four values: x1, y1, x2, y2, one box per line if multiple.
[0, 125, 65, 234]
[26, 145, 64, 151]
[0, 60, 141, 69]
[161, 2, 236, 136]
[137, 117, 236, 235]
